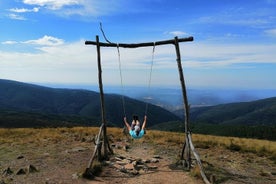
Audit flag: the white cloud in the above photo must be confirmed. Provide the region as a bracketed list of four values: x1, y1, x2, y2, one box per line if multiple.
[21, 0, 126, 18]
[167, 31, 188, 37]
[1, 41, 18, 45]
[23, 0, 79, 10]
[7, 13, 26, 20]
[22, 35, 64, 46]
[9, 7, 39, 13]
[1, 39, 276, 87]
[264, 28, 276, 37]
[181, 42, 276, 68]
[0, 40, 95, 84]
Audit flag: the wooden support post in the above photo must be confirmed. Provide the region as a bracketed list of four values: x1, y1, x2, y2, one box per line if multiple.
[85, 35, 210, 183]
[188, 134, 211, 184]
[174, 36, 191, 169]
[96, 35, 113, 159]
[86, 124, 104, 169]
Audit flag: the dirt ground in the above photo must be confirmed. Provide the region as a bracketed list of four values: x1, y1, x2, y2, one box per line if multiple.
[0, 131, 202, 184]
[0, 130, 276, 184]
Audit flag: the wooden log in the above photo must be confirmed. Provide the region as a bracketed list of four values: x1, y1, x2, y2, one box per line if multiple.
[96, 35, 111, 158]
[188, 133, 211, 184]
[85, 37, 193, 48]
[87, 124, 104, 169]
[96, 35, 106, 127]
[174, 36, 191, 169]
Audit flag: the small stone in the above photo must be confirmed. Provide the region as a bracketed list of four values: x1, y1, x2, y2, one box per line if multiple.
[130, 170, 139, 175]
[150, 158, 159, 163]
[144, 159, 151, 163]
[2, 167, 13, 176]
[119, 167, 128, 173]
[135, 164, 145, 170]
[71, 147, 87, 152]
[148, 166, 158, 170]
[72, 173, 79, 179]
[124, 163, 134, 170]
[17, 155, 24, 159]
[28, 164, 38, 173]
[16, 168, 27, 175]
[116, 161, 127, 165]
[153, 155, 161, 159]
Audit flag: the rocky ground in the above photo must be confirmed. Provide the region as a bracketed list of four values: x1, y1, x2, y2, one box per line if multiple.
[0, 128, 276, 184]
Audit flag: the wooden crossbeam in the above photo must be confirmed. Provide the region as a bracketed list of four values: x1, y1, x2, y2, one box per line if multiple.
[85, 37, 194, 48]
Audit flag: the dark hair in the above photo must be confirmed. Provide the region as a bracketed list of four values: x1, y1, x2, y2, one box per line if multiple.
[133, 115, 139, 121]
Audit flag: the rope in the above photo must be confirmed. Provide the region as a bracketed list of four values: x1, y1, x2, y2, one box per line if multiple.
[117, 44, 126, 118]
[100, 22, 112, 44]
[144, 43, 156, 115]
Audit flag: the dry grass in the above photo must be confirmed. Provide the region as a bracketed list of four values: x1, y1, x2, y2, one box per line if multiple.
[192, 134, 276, 161]
[0, 127, 275, 161]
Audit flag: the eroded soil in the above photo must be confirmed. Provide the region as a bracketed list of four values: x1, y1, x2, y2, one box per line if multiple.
[0, 130, 276, 184]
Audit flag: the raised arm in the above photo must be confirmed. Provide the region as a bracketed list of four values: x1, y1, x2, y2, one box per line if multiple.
[141, 115, 147, 130]
[124, 117, 131, 131]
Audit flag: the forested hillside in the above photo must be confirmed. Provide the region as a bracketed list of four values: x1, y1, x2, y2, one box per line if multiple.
[0, 79, 180, 128]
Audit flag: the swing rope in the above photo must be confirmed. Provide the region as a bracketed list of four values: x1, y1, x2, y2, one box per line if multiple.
[116, 44, 126, 118]
[144, 43, 155, 116]
[117, 43, 155, 126]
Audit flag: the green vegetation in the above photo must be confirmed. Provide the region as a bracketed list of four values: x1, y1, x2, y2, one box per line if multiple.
[151, 121, 276, 140]
[0, 79, 179, 128]
[188, 97, 276, 126]
[1, 79, 276, 141]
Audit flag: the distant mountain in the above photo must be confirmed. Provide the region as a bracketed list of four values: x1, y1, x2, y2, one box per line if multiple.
[188, 97, 276, 126]
[164, 98, 276, 140]
[0, 79, 180, 128]
[36, 84, 276, 111]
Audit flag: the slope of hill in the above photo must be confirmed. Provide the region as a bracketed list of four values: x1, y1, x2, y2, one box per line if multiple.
[0, 79, 180, 128]
[189, 97, 276, 125]
[163, 98, 276, 140]
[173, 97, 276, 126]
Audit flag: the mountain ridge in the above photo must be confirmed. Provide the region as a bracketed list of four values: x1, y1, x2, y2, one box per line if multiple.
[0, 79, 180, 128]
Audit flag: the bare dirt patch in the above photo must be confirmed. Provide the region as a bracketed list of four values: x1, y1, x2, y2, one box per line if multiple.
[0, 128, 276, 184]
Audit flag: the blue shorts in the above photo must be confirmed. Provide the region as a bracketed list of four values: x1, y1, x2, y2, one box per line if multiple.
[129, 129, 145, 139]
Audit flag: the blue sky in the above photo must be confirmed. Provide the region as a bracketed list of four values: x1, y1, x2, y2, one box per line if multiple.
[0, 0, 276, 89]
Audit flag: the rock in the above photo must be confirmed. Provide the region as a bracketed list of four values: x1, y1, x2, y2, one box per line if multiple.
[135, 164, 145, 170]
[113, 164, 122, 170]
[150, 158, 159, 163]
[143, 159, 151, 163]
[130, 170, 139, 175]
[16, 168, 27, 175]
[153, 155, 162, 159]
[132, 161, 137, 166]
[72, 173, 80, 179]
[27, 164, 38, 173]
[115, 156, 124, 161]
[124, 163, 134, 170]
[71, 147, 87, 152]
[43, 153, 50, 157]
[17, 155, 24, 159]
[148, 166, 158, 170]
[116, 161, 127, 165]
[119, 167, 128, 173]
[2, 167, 13, 176]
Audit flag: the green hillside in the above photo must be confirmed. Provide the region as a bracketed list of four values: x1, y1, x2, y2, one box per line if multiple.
[161, 98, 276, 140]
[0, 79, 180, 128]
[189, 97, 276, 125]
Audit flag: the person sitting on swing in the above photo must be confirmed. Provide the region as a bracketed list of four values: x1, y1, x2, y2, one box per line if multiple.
[124, 115, 147, 139]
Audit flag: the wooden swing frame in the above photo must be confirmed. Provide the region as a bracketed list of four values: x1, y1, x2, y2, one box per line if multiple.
[84, 35, 210, 184]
